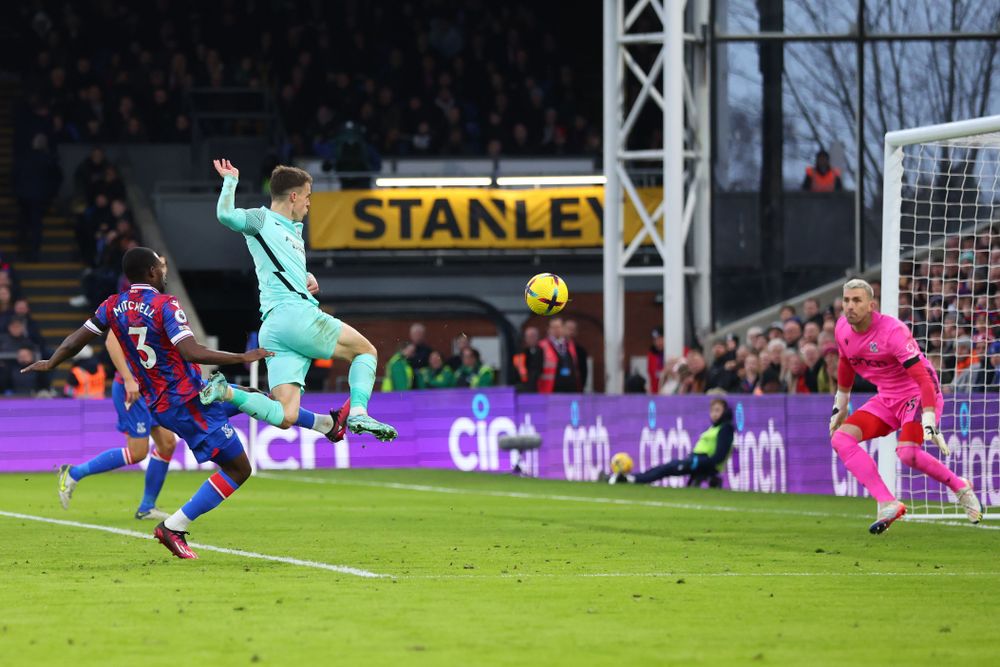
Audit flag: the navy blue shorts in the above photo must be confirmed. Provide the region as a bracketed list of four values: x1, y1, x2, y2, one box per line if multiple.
[112, 381, 159, 438]
[155, 398, 245, 464]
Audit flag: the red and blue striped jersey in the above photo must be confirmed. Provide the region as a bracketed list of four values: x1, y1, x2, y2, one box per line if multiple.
[85, 284, 201, 412]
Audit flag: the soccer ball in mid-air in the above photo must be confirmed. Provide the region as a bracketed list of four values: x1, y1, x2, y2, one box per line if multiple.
[610, 452, 634, 475]
[525, 273, 568, 315]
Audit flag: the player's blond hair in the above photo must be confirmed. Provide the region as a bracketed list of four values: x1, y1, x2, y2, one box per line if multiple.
[843, 278, 874, 299]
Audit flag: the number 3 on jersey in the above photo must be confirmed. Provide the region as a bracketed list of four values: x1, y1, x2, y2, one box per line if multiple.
[128, 326, 158, 369]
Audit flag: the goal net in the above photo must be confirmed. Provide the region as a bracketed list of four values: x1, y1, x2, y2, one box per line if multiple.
[881, 115, 1000, 520]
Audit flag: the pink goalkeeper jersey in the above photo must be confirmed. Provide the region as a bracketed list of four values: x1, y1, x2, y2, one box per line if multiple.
[835, 311, 941, 401]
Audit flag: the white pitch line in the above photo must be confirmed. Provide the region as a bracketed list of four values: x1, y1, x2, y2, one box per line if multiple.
[398, 570, 1000, 580]
[256, 472, 865, 519]
[909, 519, 1000, 531]
[0, 510, 386, 578]
[258, 473, 999, 530]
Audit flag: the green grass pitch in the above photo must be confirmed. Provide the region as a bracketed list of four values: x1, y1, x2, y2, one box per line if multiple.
[0, 468, 996, 666]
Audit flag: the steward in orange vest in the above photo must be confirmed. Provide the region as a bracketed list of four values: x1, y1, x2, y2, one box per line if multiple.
[537, 336, 580, 393]
[66, 361, 107, 398]
[802, 150, 842, 192]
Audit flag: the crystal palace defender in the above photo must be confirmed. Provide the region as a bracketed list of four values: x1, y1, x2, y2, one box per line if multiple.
[23, 247, 272, 559]
[828, 279, 983, 534]
[53, 257, 185, 520]
[204, 159, 396, 442]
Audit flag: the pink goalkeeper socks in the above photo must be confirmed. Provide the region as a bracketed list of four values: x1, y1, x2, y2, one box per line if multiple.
[831, 431, 896, 502]
[896, 445, 965, 492]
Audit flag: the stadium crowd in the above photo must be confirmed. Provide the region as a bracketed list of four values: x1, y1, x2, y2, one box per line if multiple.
[640, 296, 863, 397]
[16, 2, 603, 162]
[638, 226, 1000, 397]
[0, 268, 51, 397]
[65, 148, 142, 310]
[380, 317, 591, 394]
[381, 323, 498, 391]
[899, 230, 1000, 391]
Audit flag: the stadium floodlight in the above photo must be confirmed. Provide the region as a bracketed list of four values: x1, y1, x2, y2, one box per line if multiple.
[881, 114, 1000, 520]
[495, 175, 608, 186]
[374, 177, 493, 187]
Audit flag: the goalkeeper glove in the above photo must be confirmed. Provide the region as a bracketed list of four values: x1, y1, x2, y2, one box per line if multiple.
[829, 390, 849, 436]
[921, 411, 950, 456]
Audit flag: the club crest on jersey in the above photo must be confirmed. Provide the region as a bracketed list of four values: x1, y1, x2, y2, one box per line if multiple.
[869, 342, 878, 353]
[221, 423, 234, 439]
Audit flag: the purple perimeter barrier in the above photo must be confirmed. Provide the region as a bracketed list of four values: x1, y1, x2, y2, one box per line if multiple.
[1, 390, 997, 505]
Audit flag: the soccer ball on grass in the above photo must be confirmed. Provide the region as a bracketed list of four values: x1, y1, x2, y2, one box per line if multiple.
[610, 452, 634, 475]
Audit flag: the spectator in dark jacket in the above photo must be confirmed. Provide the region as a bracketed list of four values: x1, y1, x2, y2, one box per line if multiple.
[800, 343, 823, 393]
[73, 147, 107, 201]
[0, 317, 36, 355]
[740, 353, 761, 394]
[406, 322, 433, 370]
[760, 339, 786, 392]
[14, 134, 62, 262]
[513, 326, 542, 393]
[0, 317, 38, 384]
[0, 299, 48, 356]
[707, 338, 741, 392]
[2, 346, 50, 395]
[802, 297, 824, 328]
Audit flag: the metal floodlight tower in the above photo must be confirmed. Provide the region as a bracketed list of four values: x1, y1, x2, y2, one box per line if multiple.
[603, 0, 712, 394]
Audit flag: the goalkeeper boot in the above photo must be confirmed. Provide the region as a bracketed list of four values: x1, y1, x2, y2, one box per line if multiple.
[56, 464, 77, 510]
[199, 371, 229, 405]
[347, 414, 398, 442]
[154, 521, 198, 559]
[135, 507, 171, 521]
[869, 500, 907, 535]
[326, 398, 351, 443]
[955, 478, 983, 524]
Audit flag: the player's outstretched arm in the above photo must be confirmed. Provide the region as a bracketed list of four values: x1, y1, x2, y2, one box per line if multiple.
[214, 158, 249, 232]
[105, 332, 141, 408]
[175, 336, 273, 366]
[20, 325, 99, 374]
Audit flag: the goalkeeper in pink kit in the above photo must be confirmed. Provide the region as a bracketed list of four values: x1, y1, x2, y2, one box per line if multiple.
[829, 279, 983, 534]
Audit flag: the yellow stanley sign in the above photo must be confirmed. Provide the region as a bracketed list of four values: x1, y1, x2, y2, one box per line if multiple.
[308, 186, 660, 249]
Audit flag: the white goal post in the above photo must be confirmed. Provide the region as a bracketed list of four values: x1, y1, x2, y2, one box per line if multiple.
[881, 114, 1000, 520]
[247, 359, 260, 475]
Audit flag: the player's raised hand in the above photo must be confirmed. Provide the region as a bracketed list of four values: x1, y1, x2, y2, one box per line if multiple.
[124, 378, 141, 410]
[306, 272, 320, 295]
[213, 159, 240, 180]
[241, 348, 275, 364]
[20, 359, 53, 374]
